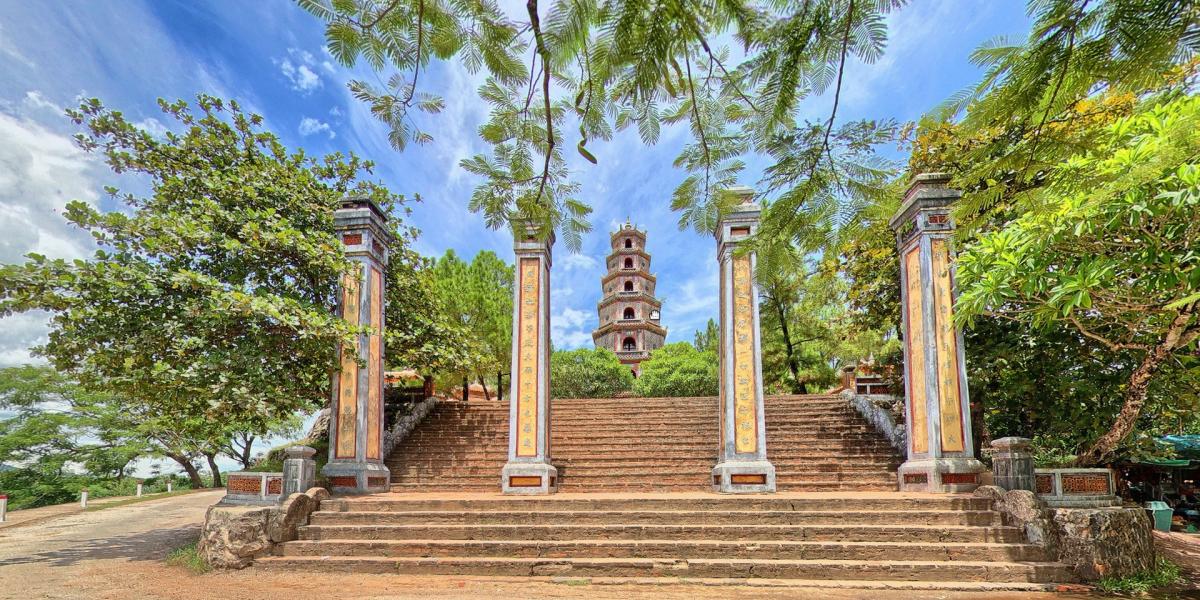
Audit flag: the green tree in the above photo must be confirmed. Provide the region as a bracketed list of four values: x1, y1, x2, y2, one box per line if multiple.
[0, 95, 451, 429]
[633, 342, 719, 397]
[550, 347, 634, 398]
[956, 95, 1200, 465]
[429, 250, 514, 397]
[692, 319, 719, 354]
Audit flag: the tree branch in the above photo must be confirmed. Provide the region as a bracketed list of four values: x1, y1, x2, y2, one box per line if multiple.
[526, 0, 554, 206]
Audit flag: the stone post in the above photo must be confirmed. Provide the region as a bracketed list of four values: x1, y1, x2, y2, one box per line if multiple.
[501, 221, 558, 494]
[712, 187, 775, 493]
[322, 197, 392, 494]
[283, 446, 317, 496]
[0, 494, 7, 522]
[167, 482, 173, 493]
[889, 173, 985, 492]
[992, 437, 1035, 492]
[136, 481, 143, 497]
[80, 489, 88, 509]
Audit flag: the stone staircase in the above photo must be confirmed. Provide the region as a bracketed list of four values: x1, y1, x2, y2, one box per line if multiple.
[260, 494, 1074, 589]
[386, 394, 901, 492]
[257, 394, 1074, 588]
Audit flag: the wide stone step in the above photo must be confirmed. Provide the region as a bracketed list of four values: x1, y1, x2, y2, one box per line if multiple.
[390, 466, 898, 479]
[389, 460, 898, 472]
[297, 522, 1023, 543]
[255, 555, 1070, 582]
[388, 451, 900, 464]
[323, 496, 991, 512]
[309, 509, 997, 527]
[277, 538, 1043, 561]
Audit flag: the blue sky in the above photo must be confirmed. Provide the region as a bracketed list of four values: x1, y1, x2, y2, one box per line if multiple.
[0, 1, 1032, 367]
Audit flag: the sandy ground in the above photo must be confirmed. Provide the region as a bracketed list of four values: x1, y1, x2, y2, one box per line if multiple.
[0, 489, 1163, 600]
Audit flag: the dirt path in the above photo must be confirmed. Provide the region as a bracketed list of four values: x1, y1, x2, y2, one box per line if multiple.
[0, 490, 222, 599]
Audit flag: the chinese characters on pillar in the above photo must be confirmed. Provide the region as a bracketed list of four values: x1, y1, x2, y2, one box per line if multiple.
[732, 255, 758, 454]
[930, 239, 965, 452]
[516, 258, 540, 457]
[903, 247, 929, 455]
[335, 272, 360, 459]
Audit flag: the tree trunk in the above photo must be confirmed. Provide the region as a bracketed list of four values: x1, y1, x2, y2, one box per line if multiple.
[1075, 307, 1196, 466]
[773, 300, 802, 391]
[167, 453, 204, 488]
[204, 452, 224, 488]
[237, 435, 255, 469]
[478, 373, 491, 401]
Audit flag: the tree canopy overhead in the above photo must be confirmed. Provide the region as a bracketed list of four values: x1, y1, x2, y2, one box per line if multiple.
[299, 0, 905, 250]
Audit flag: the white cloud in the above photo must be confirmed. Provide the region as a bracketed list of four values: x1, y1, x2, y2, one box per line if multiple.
[135, 116, 169, 138]
[280, 59, 321, 93]
[0, 111, 104, 367]
[22, 90, 62, 114]
[298, 116, 335, 139]
[0, 22, 33, 69]
[559, 253, 598, 272]
[551, 306, 593, 350]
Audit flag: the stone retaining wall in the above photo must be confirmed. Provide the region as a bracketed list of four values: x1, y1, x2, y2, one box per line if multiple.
[843, 390, 906, 454]
[382, 396, 437, 459]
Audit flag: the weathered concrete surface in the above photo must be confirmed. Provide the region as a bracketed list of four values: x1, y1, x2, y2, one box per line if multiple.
[267, 488, 328, 544]
[0, 490, 221, 599]
[975, 485, 1055, 547]
[1051, 506, 1154, 580]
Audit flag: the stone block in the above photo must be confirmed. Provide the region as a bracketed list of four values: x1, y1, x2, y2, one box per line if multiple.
[198, 504, 273, 569]
[1051, 506, 1154, 580]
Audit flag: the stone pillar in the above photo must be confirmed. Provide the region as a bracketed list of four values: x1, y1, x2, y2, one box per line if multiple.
[712, 187, 775, 493]
[0, 494, 7, 522]
[992, 437, 1035, 492]
[322, 197, 392, 494]
[889, 173, 985, 492]
[136, 481, 143, 497]
[283, 446, 318, 496]
[500, 221, 558, 494]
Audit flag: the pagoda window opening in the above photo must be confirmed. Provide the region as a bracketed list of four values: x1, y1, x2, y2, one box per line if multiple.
[623, 257, 634, 269]
[624, 238, 632, 248]
[623, 307, 635, 320]
[622, 337, 636, 351]
[623, 281, 634, 292]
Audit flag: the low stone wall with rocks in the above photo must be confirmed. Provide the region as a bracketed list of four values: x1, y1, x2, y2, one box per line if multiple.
[843, 390, 906, 454]
[199, 487, 330, 569]
[975, 485, 1154, 581]
[382, 396, 437, 459]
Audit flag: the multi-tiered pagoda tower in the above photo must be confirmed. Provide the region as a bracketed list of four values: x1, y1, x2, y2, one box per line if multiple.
[592, 221, 667, 377]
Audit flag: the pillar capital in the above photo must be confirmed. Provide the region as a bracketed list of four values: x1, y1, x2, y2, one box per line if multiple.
[712, 186, 775, 493]
[891, 173, 983, 493]
[511, 219, 555, 265]
[323, 195, 391, 494]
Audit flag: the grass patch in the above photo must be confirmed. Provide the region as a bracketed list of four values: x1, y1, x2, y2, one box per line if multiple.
[1095, 556, 1182, 595]
[167, 541, 210, 574]
[84, 488, 205, 512]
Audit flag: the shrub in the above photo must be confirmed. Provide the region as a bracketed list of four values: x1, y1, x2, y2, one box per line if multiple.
[550, 348, 634, 398]
[633, 343, 719, 397]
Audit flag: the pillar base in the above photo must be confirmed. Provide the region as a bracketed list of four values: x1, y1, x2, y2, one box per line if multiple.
[322, 461, 390, 495]
[897, 457, 985, 493]
[712, 460, 776, 494]
[501, 462, 558, 495]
